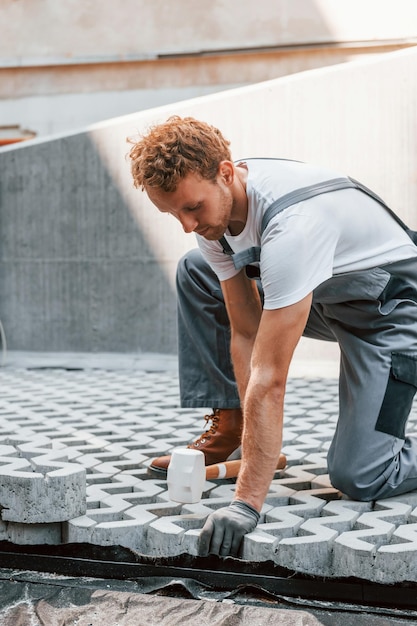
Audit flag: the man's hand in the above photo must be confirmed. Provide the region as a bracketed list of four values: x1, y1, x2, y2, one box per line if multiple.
[199, 500, 260, 557]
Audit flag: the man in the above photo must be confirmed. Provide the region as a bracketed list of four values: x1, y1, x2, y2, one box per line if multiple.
[129, 115, 417, 558]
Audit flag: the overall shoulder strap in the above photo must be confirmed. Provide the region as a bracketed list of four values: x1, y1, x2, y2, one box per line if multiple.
[261, 178, 355, 235]
[261, 176, 417, 243]
[348, 178, 417, 244]
[218, 236, 234, 256]
[219, 176, 417, 268]
[220, 177, 356, 258]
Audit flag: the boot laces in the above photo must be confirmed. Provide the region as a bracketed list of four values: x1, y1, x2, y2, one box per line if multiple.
[192, 411, 220, 445]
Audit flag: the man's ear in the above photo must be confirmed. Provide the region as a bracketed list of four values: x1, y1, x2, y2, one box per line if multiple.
[218, 161, 234, 186]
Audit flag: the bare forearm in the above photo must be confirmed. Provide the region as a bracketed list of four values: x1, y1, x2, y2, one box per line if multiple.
[234, 379, 285, 511]
[222, 273, 262, 404]
[230, 333, 284, 512]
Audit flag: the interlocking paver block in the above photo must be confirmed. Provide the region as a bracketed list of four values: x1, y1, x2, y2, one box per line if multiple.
[0, 449, 86, 523]
[272, 496, 367, 574]
[146, 514, 207, 556]
[375, 522, 417, 583]
[332, 499, 413, 580]
[0, 519, 62, 545]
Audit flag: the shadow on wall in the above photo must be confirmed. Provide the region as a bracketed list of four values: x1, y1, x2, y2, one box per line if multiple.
[0, 133, 177, 353]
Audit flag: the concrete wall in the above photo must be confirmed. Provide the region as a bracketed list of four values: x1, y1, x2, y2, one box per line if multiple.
[0, 46, 416, 354]
[2, 0, 417, 137]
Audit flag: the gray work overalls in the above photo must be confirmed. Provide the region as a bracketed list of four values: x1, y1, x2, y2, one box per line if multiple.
[177, 176, 417, 501]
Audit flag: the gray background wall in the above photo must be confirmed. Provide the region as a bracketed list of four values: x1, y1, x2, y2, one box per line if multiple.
[1, 135, 176, 352]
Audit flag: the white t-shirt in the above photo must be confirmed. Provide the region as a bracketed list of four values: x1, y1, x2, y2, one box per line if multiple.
[197, 159, 417, 309]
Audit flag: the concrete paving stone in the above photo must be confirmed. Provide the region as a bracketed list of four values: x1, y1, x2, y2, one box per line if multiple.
[16, 441, 80, 460]
[289, 434, 328, 449]
[84, 498, 133, 523]
[71, 444, 131, 462]
[66, 499, 184, 551]
[85, 473, 115, 485]
[303, 451, 329, 464]
[111, 442, 179, 464]
[284, 416, 325, 428]
[336, 500, 412, 550]
[114, 449, 152, 466]
[88, 481, 166, 508]
[75, 454, 107, 471]
[281, 427, 315, 441]
[279, 446, 310, 464]
[0, 445, 18, 456]
[120, 468, 151, 482]
[300, 413, 338, 424]
[267, 490, 331, 522]
[177, 480, 292, 510]
[146, 513, 208, 556]
[56, 437, 117, 453]
[136, 500, 184, 518]
[283, 427, 334, 444]
[373, 521, 417, 583]
[263, 498, 362, 555]
[92, 430, 152, 444]
[0, 445, 86, 523]
[255, 513, 306, 542]
[276, 525, 340, 574]
[179, 496, 247, 517]
[310, 473, 335, 490]
[308, 424, 338, 438]
[378, 522, 417, 548]
[274, 463, 330, 491]
[132, 427, 198, 445]
[2, 362, 417, 582]
[242, 528, 287, 562]
[332, 500, 414, 580]
[272, 497, 369, 575]
[110, 436, 161, 452]
[0, 520, 62, 545]
[86, 474, 139, 498]
[282, 443, 326, 458]
[65, 514, 156, 551]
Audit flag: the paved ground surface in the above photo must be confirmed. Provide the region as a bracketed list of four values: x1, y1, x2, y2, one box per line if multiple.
[2, 352, 417, 591]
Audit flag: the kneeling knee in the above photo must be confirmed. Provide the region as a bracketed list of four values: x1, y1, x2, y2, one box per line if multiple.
[329, 467, 377, 502]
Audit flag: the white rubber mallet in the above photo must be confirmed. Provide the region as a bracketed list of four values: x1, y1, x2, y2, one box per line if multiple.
[167, 448, 286, 503]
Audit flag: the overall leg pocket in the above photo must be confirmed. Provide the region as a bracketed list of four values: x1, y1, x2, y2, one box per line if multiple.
[376, 352, 417, 439]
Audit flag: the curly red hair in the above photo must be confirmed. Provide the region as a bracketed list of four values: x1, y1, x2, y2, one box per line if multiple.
[129, 116, 232, 192]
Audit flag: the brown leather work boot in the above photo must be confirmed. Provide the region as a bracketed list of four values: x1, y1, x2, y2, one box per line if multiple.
[147, 408, 243, 478]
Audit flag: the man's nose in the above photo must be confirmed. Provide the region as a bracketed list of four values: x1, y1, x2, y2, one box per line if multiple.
[180, 214, 198, 234]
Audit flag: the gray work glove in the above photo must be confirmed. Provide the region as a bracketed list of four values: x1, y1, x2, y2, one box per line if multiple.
[199, 500, 260, 558]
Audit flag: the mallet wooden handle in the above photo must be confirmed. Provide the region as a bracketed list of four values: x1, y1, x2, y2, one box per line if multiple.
[205, 453, 286, 480]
